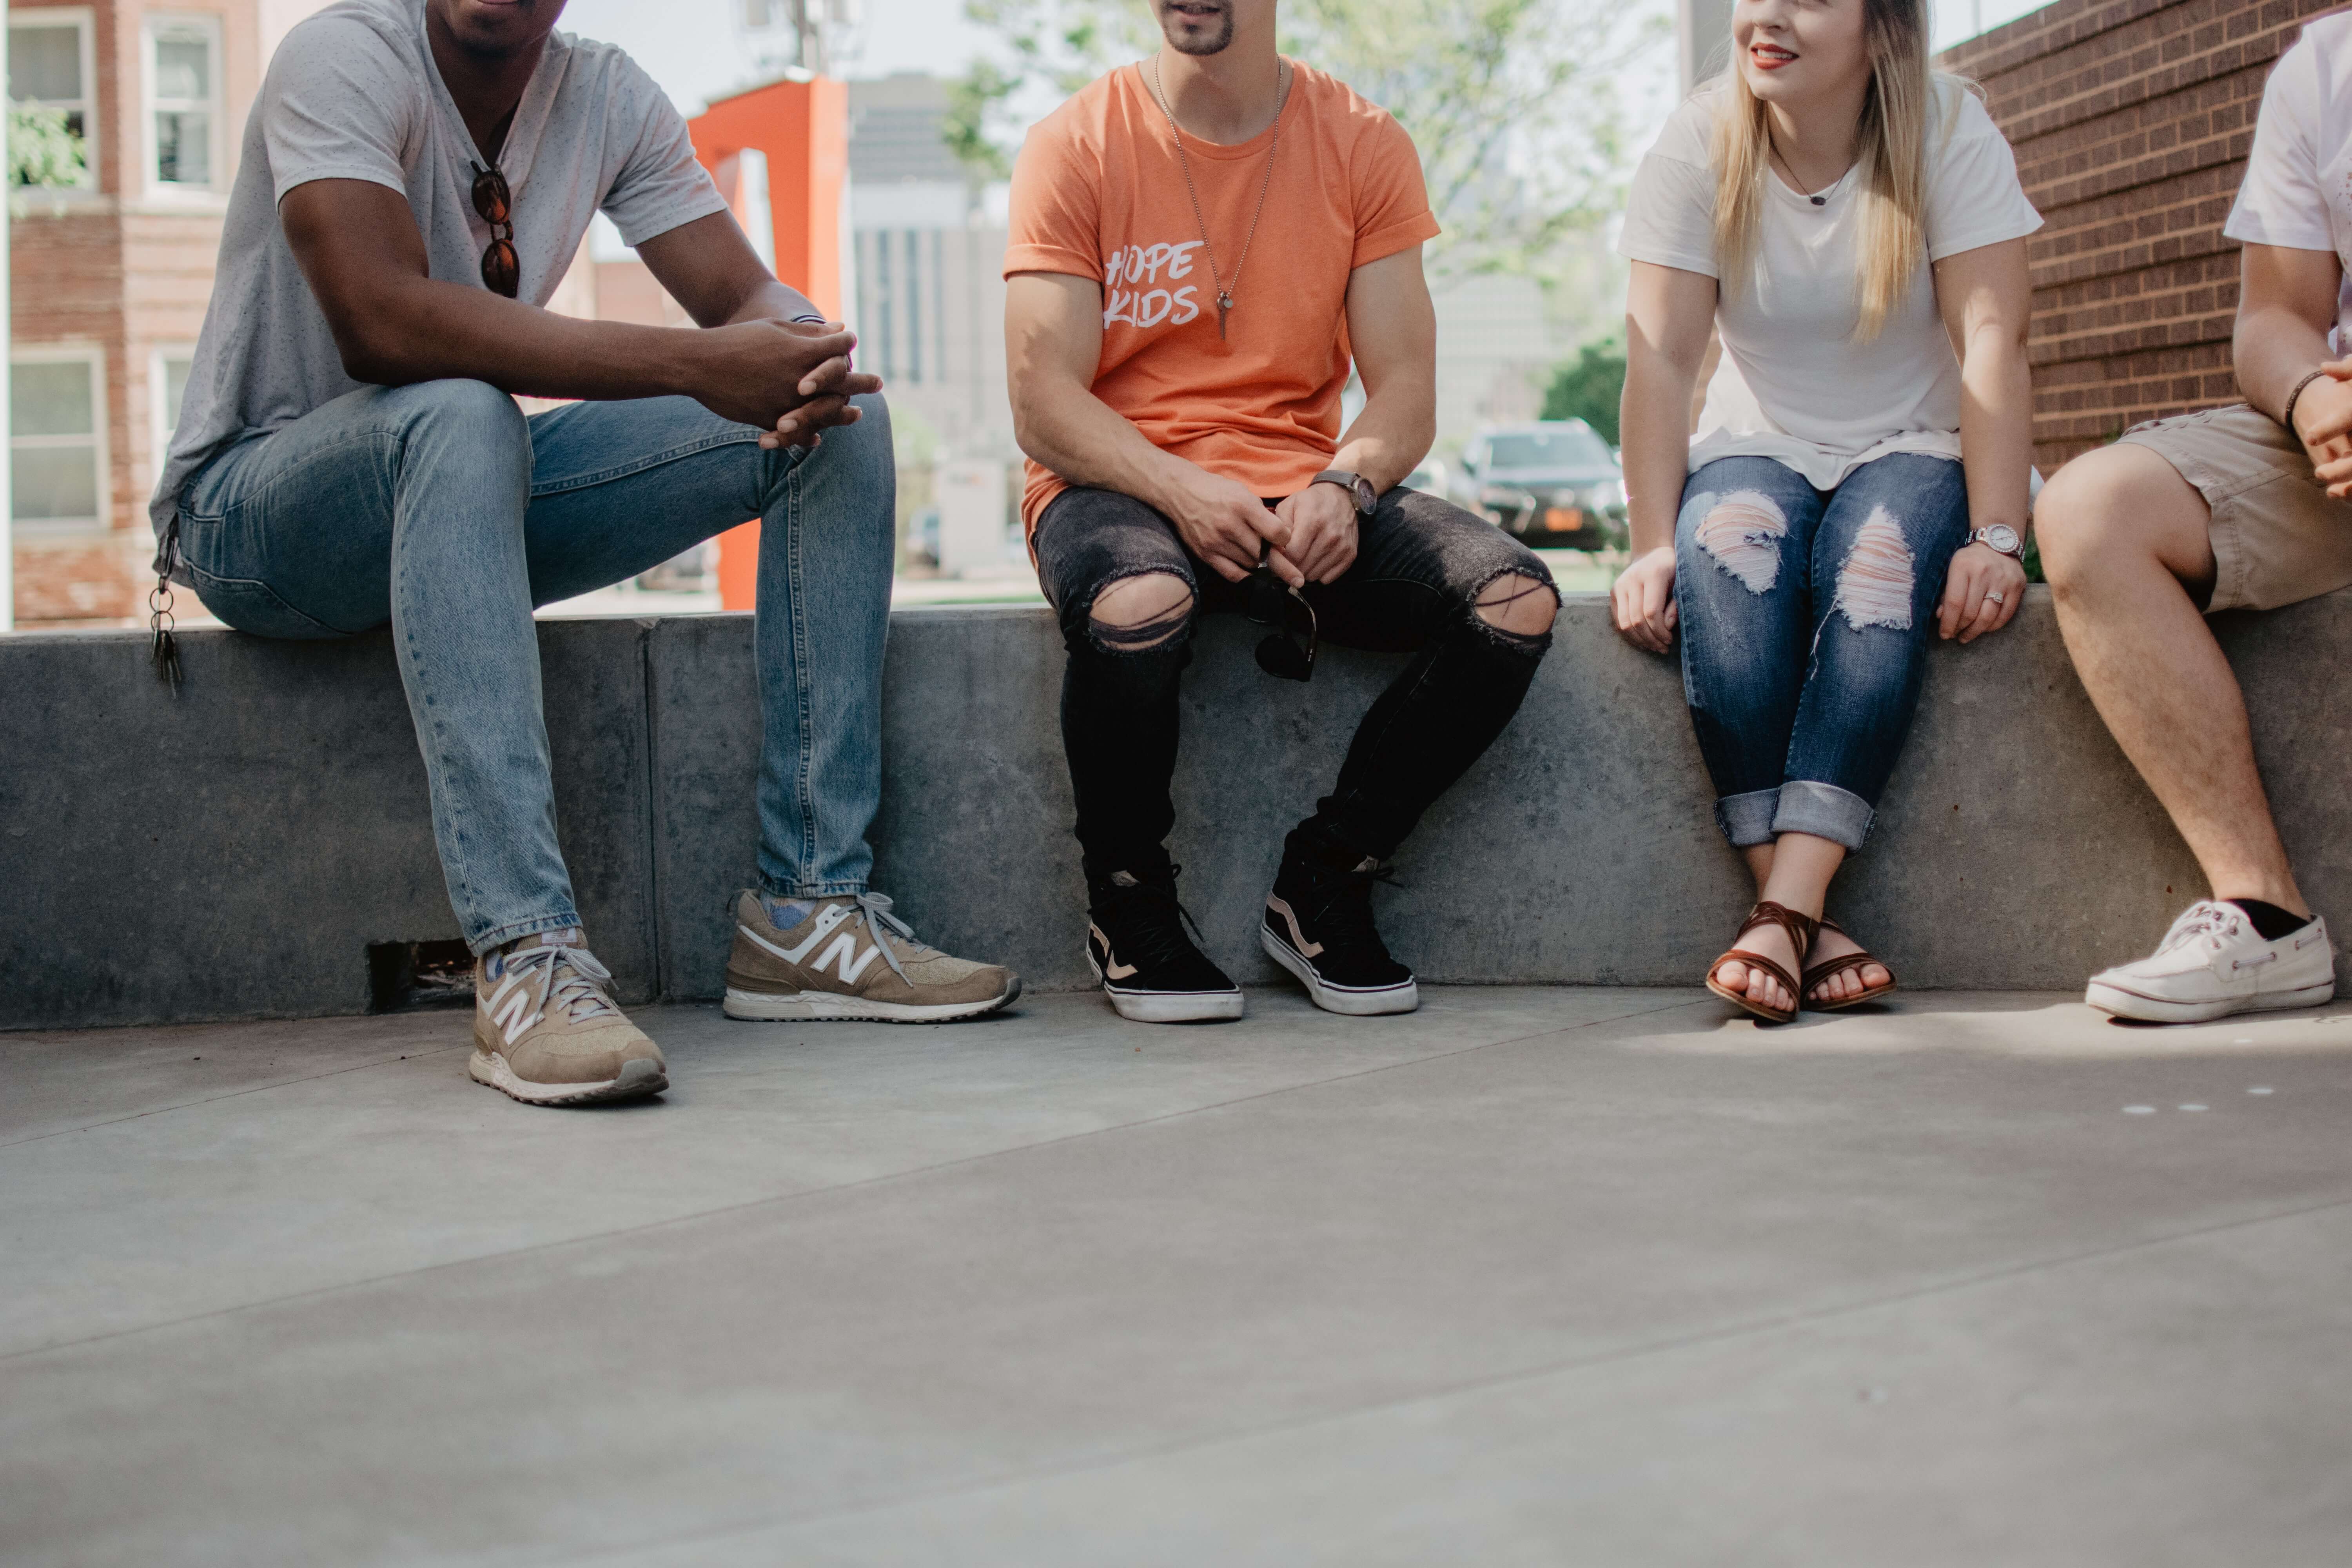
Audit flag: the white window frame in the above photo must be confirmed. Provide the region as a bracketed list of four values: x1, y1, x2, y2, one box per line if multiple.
[9, 8, 100, 192]
[148, 344, 198, 495]
[143, 12, 227, 198]
[11, 343, 112, 534]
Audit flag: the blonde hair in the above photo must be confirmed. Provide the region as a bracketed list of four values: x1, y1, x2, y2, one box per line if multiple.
[1710, 0, 1956, 340]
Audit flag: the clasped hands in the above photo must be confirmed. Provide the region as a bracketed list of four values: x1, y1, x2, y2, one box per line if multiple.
[2293, 356, 2352, 495]
[693, 317, 882, 450]
[1165, 466, 1361, 587]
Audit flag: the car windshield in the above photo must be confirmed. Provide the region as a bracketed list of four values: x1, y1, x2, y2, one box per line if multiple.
[1485, 428, 1610, 470]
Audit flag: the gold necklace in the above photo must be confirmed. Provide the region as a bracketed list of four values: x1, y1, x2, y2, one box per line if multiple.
[1145, 56, 1290, 341]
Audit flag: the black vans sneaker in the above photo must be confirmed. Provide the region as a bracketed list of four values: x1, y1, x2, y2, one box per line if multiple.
[1087, 866, 1245, 1023]
[1261, 828, 1419, 1016]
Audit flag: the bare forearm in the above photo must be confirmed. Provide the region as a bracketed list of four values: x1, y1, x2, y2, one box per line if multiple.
[1621, 345, 1696, 555]
[1957, 328, 2033, 533]
[724, 278, 823, 327]
[2236, 306, 2335, 424]
[1332, 386, 1432, 494]
[346, 276, 710, 401]
[1014, 377, 1207, 514]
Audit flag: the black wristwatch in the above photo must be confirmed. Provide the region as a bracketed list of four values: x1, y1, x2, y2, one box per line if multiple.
[1311, 469, 1379, 517]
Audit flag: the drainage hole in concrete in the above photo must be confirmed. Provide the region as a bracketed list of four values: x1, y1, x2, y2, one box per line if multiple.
[368, 940, 477, 1013]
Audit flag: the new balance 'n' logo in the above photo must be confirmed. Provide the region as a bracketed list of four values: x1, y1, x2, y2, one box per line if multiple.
[740, 907, 884, 989]
[808, 933, 884, 984]
[488, 980, 535, 1046]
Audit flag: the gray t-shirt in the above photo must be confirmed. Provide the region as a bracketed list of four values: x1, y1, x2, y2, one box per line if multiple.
[151, 0, 729, 543]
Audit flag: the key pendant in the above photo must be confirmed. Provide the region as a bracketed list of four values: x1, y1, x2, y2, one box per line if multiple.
[1217, 290, 1234, 340]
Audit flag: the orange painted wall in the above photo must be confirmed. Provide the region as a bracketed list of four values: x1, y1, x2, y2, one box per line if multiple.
[688, 76, 849, 610]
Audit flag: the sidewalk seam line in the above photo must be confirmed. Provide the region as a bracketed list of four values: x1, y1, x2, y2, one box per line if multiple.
[0, 1045, 474, 1152]
[560, 1186, 2352, 1561]
[0, 993, 1705, 1364]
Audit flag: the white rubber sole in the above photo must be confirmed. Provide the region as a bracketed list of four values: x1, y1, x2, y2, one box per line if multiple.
[1261, 927, 1419, 1016]
[2084, 977, 2335, 1023]
[722, 978, 1020, 1024]
[468, 1048, 668, 1107]
[1087, 952, 1244, 1022]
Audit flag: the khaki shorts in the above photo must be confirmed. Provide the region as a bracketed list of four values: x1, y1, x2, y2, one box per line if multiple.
[2116, 403, 2352, 612]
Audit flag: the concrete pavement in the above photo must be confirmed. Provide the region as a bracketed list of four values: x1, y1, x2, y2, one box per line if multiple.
[5, 986, 2351, 1564]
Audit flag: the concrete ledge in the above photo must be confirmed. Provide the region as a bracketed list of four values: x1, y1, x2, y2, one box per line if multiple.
[6, 588, 2348, 1030]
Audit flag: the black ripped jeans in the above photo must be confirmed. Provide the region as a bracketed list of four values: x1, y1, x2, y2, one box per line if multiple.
[1032, 485, 1558, 886]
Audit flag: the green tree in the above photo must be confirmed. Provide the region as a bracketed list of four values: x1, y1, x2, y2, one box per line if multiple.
[1541, 339, 1625, 446]
[948, 0, 1666, 286]
[9, 103, 87, 190]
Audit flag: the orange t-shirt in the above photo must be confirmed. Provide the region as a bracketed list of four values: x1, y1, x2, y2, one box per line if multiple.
[1003, 60, 1442, 533]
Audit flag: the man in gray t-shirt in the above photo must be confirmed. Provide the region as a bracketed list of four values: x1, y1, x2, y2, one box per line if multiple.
[157, 0, 1019, 1108]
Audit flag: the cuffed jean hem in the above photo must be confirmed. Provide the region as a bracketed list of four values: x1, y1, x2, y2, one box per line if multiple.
[469, 909, 586, 958]
[1713, 781, 1877, 851]
[759, 876, 870, 899]
[1714, 788, 1783, 849]
[1770, 780, 1875, 852]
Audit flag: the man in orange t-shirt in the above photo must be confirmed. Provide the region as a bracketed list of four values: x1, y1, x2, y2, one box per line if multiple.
[1004, 0, 1559, 1025]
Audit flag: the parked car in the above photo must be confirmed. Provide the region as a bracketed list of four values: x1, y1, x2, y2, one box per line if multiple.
[1404, 456, 1447, 497]
[1459, 421, 1627, 550]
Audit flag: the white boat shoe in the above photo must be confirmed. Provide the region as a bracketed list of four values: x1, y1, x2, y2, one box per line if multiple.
[2085, 900, 2335, 1023]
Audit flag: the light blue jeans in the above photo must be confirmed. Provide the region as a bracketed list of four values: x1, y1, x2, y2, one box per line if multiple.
[1673, 451, 1971, 853]
[172, 381, 895, 953]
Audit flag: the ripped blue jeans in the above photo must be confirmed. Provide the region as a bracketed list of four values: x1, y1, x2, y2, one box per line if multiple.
[1673, 451, 1970, 852]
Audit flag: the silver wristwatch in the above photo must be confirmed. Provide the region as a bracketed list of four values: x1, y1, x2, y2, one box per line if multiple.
[1967, 524, 2024, 560]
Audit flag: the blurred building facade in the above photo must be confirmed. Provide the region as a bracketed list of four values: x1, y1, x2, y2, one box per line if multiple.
[8, 0, 330, 625]
[844, 73, 1014, 468]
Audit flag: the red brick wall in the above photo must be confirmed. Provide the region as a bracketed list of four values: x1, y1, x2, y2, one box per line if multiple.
[1943, 0, 2351, 472]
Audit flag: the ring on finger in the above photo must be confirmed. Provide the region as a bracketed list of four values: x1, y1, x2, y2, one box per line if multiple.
[1983, 590, 2005, 605]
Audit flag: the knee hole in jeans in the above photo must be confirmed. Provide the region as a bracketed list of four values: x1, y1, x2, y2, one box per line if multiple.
[1473, 571, 1557, 636]
[1087, 572, 1195, 653]
[1695, 490, 1790, 593]
[1831, 506, 1917, 632]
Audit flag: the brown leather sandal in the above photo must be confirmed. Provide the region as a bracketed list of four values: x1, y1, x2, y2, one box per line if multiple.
[1800, 917, 1898, 1010]
[1705, 901, 1818, 1025]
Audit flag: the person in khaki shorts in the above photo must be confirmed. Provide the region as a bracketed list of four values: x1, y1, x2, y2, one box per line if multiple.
[2032, 15, 2352, 1022]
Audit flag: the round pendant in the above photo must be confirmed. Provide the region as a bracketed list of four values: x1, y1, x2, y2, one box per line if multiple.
[1810, 195, 1826, 207]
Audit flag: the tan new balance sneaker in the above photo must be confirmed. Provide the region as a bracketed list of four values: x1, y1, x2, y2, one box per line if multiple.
[723, 890, 1020, 1023]
[470, 932, 668, 1107]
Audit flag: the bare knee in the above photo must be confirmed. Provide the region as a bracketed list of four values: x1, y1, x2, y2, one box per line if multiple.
[1089, 572, 1195, 651]
[2035, 445, 2209, 590]
[1474, 572, 1557, 636]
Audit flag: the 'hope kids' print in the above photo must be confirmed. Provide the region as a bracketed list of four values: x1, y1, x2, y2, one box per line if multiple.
[1103, 240, 1207, 330]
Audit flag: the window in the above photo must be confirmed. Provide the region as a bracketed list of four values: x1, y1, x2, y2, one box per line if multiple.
[150, 347, 197, 490]
[145, 15, 224, 192]
[162, 356, 194, 433]
[8, 9, 97, 189]
[1483, 427, 1614, 471]
[902, 231, 922, 383]
[12, 350, 109, 529]
[873, 230, 895, 381]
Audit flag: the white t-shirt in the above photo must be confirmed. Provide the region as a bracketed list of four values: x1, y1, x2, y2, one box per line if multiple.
[151, 0, 731, 542]
[2225, 13, 2352, 347]
[1617, 81, 2043, 488]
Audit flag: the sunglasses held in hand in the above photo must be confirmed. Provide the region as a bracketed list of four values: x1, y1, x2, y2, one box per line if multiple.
[1246, 559, 1317, 682]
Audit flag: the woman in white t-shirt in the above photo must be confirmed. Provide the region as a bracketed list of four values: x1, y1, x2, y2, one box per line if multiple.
[1610, 0, 2040, 1023]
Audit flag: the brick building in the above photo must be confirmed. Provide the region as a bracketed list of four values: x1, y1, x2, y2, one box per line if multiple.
[7, 0, 329, 626]
[1943, 0, 2351, 474]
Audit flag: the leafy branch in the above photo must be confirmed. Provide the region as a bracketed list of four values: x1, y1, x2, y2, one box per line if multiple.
[946, 0, 1667, 285]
